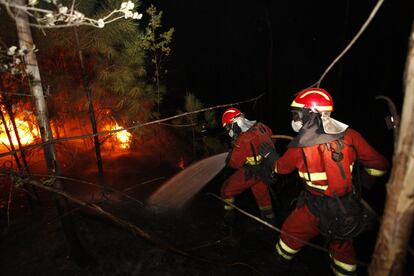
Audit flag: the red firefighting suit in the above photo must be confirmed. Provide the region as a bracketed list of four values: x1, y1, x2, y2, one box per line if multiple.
[274, 128, 389, 274]
[221, 123, 275, 220]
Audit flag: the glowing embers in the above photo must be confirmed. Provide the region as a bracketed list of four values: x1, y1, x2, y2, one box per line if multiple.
[0, 109, 39, 148]
[102, 122, 132, 149]
[178, 156, 185, 169]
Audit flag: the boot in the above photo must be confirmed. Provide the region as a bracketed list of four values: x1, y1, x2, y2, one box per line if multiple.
[259, 206, 276, 226]
[220, 209, 241, 246]
[260, 209, 276, 227]
[256, 211, 276, 239]
[263, 214, 276, 227]
[222, 209, 236, 228]
[273, 251, 292, 274]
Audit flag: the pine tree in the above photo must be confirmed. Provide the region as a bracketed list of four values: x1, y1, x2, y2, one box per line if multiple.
[89, 0, 154, 125]
[173, 93, 225, 160]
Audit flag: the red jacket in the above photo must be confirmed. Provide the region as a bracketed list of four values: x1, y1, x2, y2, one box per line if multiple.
[275, 128, 389, 197]
[228, 123, 274, 169]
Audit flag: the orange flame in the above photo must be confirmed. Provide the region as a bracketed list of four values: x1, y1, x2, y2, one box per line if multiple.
[0, 112, 39, 148]
[178, 156, 185, 169]
[103, 122, 132, 149]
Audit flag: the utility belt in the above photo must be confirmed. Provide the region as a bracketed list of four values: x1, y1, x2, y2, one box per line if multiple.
[245, 155, 262, 165]
[296, 189, 375, 240]
[244, 155, 276, 186]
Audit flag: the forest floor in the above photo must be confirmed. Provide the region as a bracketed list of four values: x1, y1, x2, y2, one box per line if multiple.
[0, 150, 411, 276]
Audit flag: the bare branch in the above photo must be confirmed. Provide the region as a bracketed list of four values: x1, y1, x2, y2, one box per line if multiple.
[307, 0, 385, 88]
[0, 0, 143, 29]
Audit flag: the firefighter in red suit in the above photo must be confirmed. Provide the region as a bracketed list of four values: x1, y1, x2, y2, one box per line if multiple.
[221, 107, 276, 226]
[260, 88, 389, 275]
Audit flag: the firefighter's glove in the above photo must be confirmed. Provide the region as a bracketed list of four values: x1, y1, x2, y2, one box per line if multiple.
[259, 142, 279, 171]
[360, 168, 381, 190]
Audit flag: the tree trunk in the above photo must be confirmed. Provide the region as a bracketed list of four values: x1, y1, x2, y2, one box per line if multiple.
[0, 101, 37, 205]
[3, 97, 30, 172]
[73, 28, 106, 192]
[14, 0, 92, 266]
[0, 108, 22, 170]
[15, 3, 56, 173]
[369, 22, 414, 276]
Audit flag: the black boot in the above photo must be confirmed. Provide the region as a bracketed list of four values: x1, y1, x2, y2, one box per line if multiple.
[263, 214, 276, 227]
[260, 208, 276, 226]
[220, 209, 241, 246]
[222, 209, 236, 228]
[260, 210, 277, 235]
[273, 252, 292, 274]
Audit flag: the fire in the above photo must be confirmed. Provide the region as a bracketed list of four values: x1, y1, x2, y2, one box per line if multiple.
[0, 112, 39, 148]
[0, 98, 132, 153]
[103, 122, 132, 149]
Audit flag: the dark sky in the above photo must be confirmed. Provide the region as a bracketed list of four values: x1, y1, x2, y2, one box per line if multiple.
[150, 0, 413, 158]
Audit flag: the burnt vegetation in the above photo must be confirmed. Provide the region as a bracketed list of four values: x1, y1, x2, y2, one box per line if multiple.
[0, 0, 413, 275]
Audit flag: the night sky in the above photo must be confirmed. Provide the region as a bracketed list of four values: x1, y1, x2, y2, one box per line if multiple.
[0, 2, 413, 274]
[151, 0, 413, 159]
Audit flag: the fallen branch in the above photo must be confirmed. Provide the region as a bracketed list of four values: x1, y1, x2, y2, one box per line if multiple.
[24, 176, 187, 254]
[2, 171, 265, 274]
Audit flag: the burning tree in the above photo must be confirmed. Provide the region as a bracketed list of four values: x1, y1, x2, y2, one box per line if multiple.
[0, 0, 147, 267]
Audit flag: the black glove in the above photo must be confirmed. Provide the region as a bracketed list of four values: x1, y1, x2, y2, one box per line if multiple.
[259, 142, 279, 170]
[359, 168, 381, 190]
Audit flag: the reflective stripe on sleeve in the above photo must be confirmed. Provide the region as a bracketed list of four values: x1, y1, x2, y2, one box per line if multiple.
[364, 167, 386, 177]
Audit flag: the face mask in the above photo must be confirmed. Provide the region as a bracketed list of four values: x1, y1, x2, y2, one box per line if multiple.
[226, 123, 241, 138]
[291, 120, 303, 132]
[228, 129, 234, 138]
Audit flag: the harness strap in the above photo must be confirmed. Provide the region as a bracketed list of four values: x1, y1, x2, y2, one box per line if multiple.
[249, 142, 258, 165]
[301, 149, 312, 184]
[327, 140, 347, 180]
[333, 191, 347, 215]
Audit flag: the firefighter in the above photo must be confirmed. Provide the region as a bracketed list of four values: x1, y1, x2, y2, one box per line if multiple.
[221, 107, 277, 228]
[260, 88, 389, 275]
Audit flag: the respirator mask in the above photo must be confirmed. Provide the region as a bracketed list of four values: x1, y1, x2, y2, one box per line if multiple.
[291, 109, 304, 132]
[225, 123, 242, 138]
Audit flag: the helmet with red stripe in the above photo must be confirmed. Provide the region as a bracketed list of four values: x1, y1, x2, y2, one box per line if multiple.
[291, 88, 333, 112]
[222, 107, 242, 127]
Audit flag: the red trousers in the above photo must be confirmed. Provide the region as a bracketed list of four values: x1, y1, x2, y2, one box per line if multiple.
[280, 204, 356, 265]
[221, 167, 272, 208]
